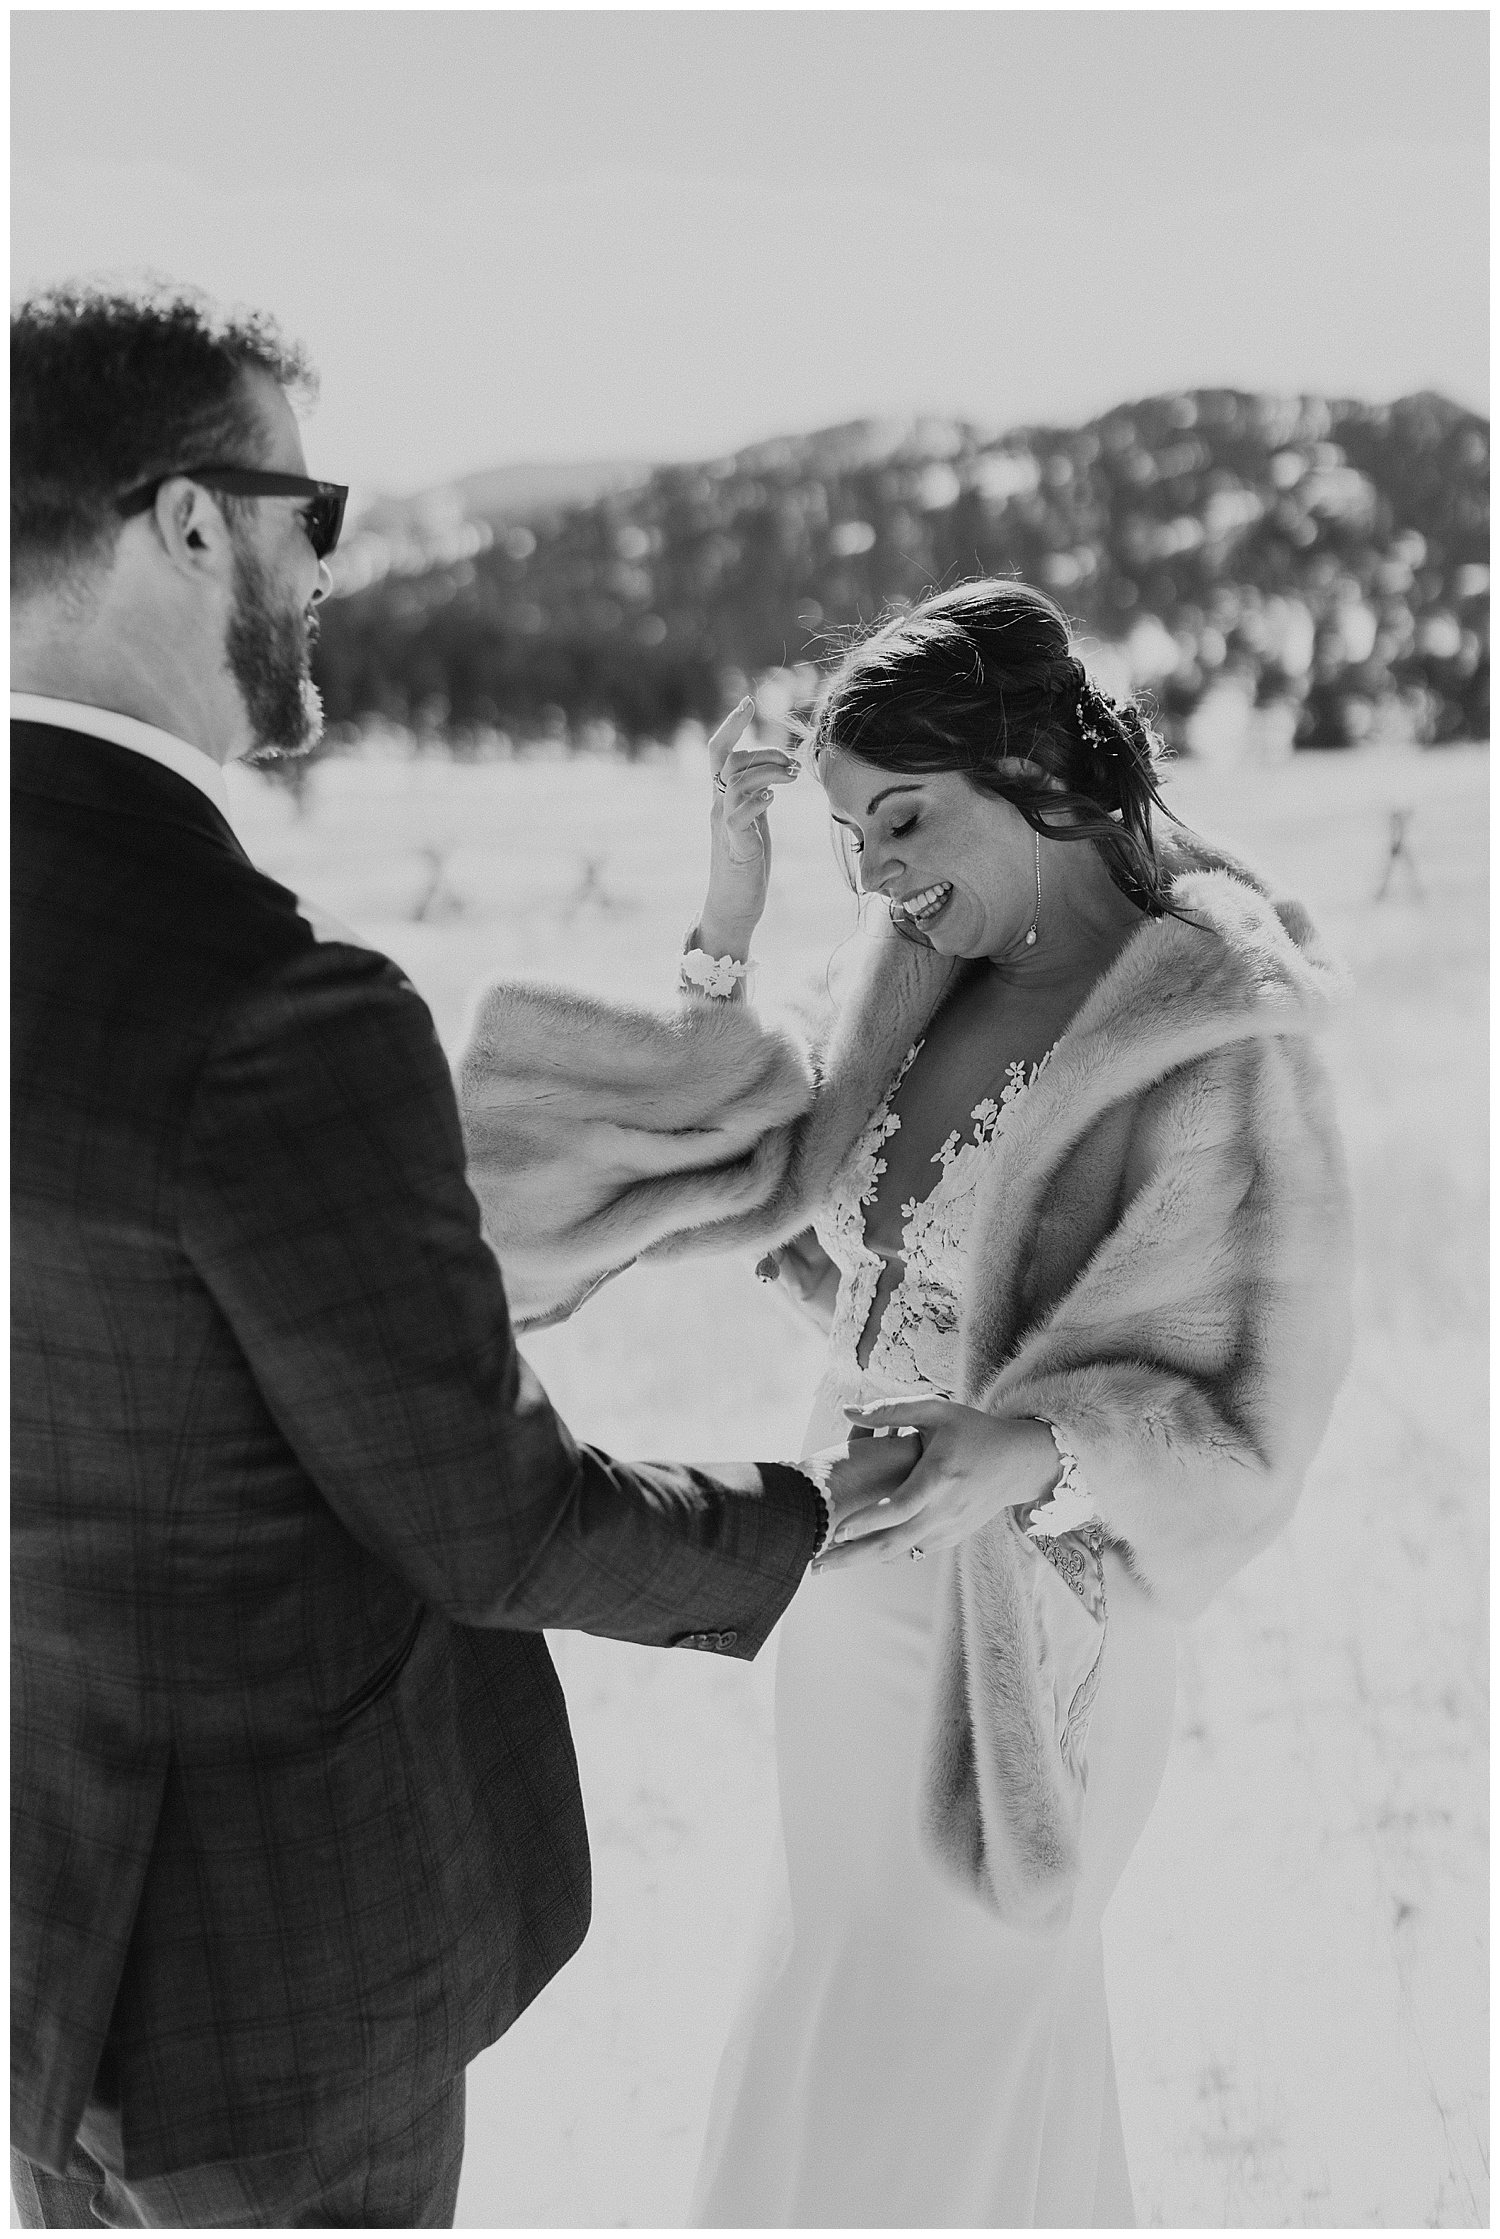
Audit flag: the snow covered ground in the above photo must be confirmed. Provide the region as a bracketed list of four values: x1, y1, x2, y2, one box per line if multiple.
[222, 736, 1487, 2229]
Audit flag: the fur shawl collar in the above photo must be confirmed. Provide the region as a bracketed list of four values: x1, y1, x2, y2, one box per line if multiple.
[457, 834, 1346, 1322]
[457, 836, 1354, 1933]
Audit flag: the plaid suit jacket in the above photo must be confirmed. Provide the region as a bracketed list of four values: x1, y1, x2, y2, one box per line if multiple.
[11, 722, 820, 2180]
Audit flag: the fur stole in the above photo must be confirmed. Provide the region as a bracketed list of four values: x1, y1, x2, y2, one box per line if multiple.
[456, 835, 1354, 1930]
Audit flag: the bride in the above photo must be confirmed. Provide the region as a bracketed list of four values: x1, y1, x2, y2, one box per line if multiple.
[457, 577, 1355, 2227]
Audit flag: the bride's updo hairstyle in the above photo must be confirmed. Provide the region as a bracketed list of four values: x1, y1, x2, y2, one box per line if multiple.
[807, 576, 1181, 919]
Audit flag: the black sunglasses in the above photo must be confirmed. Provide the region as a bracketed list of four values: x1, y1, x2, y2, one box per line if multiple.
[115, 466, 349, 559]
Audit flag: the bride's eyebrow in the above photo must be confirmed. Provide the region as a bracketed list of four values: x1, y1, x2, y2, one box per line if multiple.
[830, 783, 923, 829]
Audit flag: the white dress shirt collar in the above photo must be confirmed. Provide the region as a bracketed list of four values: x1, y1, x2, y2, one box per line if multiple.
[10, 693, 231, 819]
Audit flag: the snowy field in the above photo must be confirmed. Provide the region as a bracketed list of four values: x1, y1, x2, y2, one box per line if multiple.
[222, 735, 1488, 2230]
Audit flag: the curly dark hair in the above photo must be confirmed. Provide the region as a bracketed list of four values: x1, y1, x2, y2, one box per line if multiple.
[807, 576, 1183, 920]
[11, 279, 316, 597]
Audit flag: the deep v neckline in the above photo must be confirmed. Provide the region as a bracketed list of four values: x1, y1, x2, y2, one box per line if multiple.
[819, 1032, 1058, 1389]
[860, 959, 1070, 1240]
[815, 926, 1149, 1389]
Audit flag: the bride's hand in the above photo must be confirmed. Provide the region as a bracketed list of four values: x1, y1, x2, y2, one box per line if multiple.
[812, 1399, 1063, 1570]
[802, 1431, 924, 1556]
[695, 698, 799, 958]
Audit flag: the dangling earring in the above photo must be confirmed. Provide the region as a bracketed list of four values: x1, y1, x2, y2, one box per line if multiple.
[1024, 828, 1041, 947]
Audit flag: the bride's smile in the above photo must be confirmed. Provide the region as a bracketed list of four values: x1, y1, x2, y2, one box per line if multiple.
[819, 751, 1146, 971]
[820, 758, 1044, 960]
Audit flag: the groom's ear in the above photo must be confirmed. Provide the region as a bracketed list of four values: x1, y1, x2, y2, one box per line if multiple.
[147, 477, 237, 589]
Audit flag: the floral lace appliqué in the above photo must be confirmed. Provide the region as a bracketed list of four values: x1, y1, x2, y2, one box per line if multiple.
[823, 1040, 924, 1381]
[1026, 1420, 1100, 1541]
[1030, 1512, 1106, 1774]
[1033, 1519, 1106, 1611]
[1061, 1630, 1106, 1775]
[870, 1046, 1055, 1392]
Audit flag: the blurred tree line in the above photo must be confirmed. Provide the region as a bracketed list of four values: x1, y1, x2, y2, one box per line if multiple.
[311, 388, 1487, 762]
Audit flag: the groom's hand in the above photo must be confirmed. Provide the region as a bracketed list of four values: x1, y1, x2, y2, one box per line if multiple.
[802, 1433, 923, 1566]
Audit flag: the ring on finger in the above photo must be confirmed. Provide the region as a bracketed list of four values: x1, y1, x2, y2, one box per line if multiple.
[909, 1545, 925, 1562]
[714, 773, 728, 794]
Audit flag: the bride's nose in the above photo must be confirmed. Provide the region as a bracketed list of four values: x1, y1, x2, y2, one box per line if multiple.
[860, 841, 902, 899]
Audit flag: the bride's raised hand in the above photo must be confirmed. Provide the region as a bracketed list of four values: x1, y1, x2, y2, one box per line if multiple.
[696, 697, 800, 958]
[812, 1398, 1065, 1570]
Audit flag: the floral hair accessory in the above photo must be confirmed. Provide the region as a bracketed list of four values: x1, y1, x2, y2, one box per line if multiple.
[1075, 676, 1121, 756]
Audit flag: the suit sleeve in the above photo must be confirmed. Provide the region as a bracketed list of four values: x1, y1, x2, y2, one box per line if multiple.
[178, 939, 820, 1650]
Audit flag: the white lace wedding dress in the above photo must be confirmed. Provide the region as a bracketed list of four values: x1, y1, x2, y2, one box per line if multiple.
[689, 1044, 1179, 2229]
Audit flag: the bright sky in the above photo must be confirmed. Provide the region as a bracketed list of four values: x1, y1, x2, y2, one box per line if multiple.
[12, 10, 1489, 504]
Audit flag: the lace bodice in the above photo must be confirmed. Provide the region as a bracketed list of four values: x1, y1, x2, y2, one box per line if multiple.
[810, 1031, 1107, 1759]
[817, 1038, 1054, 1406]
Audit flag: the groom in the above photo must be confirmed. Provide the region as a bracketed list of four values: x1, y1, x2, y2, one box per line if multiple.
[10, 283, 910, 2228]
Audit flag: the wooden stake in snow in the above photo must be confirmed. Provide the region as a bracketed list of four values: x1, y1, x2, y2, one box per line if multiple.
[1374, 808, 1423, 902]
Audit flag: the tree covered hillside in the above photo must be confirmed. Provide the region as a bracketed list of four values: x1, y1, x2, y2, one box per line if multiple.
[315, 389, 1487, 754]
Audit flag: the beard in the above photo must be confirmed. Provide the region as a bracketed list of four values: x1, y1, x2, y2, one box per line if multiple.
[226, 536, 325, 763]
